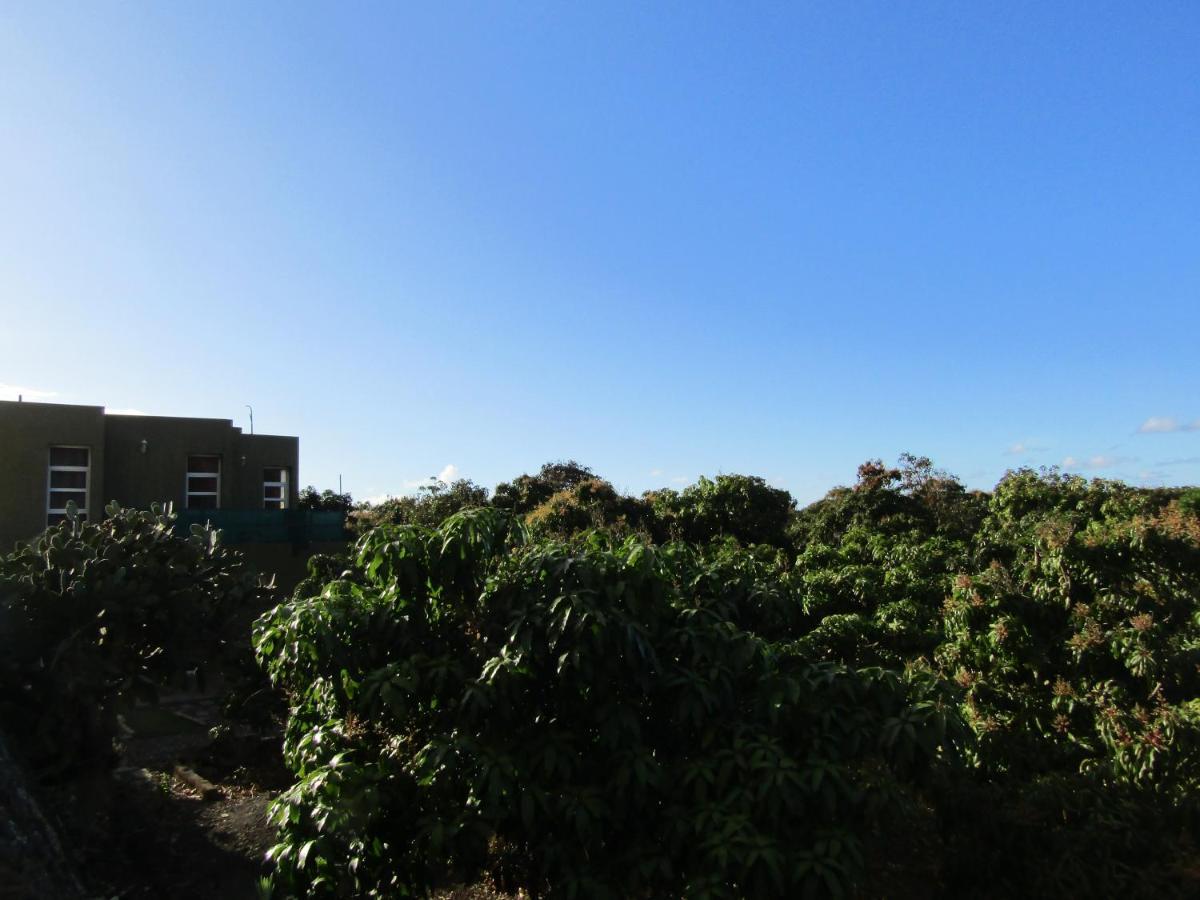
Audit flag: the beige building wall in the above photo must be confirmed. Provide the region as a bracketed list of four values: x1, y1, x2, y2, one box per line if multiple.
[0, 400, 299, 549]
[103, 414, 243, 511]
[234, 432, 300, 509]
[0, 401, 107, 551]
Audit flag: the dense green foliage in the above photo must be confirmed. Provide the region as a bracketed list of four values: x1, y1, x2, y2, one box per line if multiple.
[298, 486, 355, 512]
[525, 478, 648, 539]
[492, 460, 599, 515]
[789, 456, 986, 668]
[648, 474, 795, 549]
[10, 457, 1193, 896]
[940, 471, 1200, 786]
[256, 510, 956, 898]
[0, 503, 264, 777]
[1178, 486, 1200, 518]
[932, 472, 1200, 897]
[256, 460, 1200, 898]
[353, 479, 489, 533]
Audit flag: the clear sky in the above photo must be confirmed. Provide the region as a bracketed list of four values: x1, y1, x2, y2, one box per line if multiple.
[2, 2, 1197, 504]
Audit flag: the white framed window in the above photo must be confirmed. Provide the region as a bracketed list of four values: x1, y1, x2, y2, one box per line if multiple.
[186, 455, 221, 509]
[263, 467, 289, 509]
[48, 446, 90, 525]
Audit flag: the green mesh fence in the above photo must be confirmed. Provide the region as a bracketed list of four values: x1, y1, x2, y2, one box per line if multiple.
[174, 509, 346, 544]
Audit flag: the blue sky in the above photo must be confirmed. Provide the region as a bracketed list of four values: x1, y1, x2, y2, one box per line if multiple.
[2, 2, 1197, 504]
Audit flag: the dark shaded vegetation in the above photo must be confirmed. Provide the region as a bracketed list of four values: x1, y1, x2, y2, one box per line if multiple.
[259, 513, 960, 898]
[353, 478, 490, 532]
[0, 503, 285, 899]
[254, 459, 1200, 898]
[297, 487, 355, 513]
[3, 460, 1200, 898]
[492, 460, 600, 515]
[0, 503, 267, 779]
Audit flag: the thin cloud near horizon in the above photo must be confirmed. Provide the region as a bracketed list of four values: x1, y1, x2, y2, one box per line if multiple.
[0, 384, 151, 417]
[1138, 417, 1200, 434]
[1004, 441, 1048, 456]
[0, 383, 60, 402]
[1062, 454, 1135, 471]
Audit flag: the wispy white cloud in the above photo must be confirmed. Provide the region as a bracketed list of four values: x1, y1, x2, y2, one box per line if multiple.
[1004, 440, 1047, 456]
[401, 464, 461, 490]
[0, 382, 59, 402]
[1156, 456, 1200, 468]
[1062, 454, 1134, 471]
[1138, 416, 1200, 434]
[646, 470, 689, 487]
[106, 407, 148, 416]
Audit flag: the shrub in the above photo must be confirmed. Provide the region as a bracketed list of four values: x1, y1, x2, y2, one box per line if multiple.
[1179, 487, 1200, 518]
[524, 478, 648, 538]
[790, 455, 987, 552]
[793, 528, 968, 668]
[0, 503, 264, 777]
[791, 464, 1200, 895]
[649, 474, 795, 549]
[353, 479, 489, 532]
[297, 486, 354, 512]
[492, 460, 599, 515]
[255, 510, 959, 898]
[935, 773, 1199, 899]
[938, 471, 1200, 788]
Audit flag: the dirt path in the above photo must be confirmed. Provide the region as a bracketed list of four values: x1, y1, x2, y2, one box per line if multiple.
[43, 693, 287, 900]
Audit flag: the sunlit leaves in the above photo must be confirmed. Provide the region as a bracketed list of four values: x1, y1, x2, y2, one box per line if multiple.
[254, 513, 951, 898]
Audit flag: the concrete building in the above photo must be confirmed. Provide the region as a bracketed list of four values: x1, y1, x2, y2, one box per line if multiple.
[0, 400, 300, 551]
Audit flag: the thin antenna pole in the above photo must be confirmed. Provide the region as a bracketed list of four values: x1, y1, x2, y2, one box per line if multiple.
[245, 405, 254, 435]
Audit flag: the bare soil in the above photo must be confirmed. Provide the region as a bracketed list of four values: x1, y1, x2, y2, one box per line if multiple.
[42, 693, 287, 900]
[28, 682, 521, 900]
